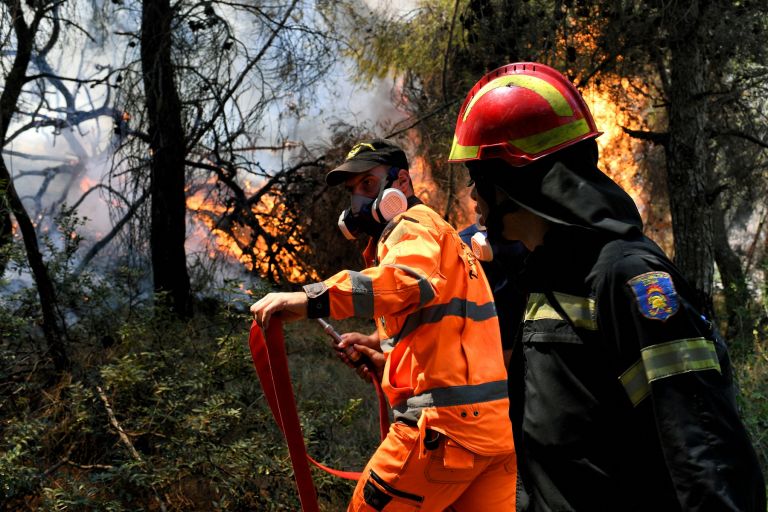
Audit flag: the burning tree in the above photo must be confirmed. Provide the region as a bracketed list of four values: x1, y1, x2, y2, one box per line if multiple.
[185, 124, 378, 284]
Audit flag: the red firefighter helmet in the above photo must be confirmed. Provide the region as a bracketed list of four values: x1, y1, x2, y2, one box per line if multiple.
[448, 62, 601, 167]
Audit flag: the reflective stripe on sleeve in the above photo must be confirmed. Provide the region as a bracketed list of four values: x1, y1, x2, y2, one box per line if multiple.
[641, 337, 721, 383]
[620, 337, 721, 407]
[619, 359, 650, 407]
[383, 264, 436, 307]
[525, 292, 597, 330]
[348, 271, 374, 318]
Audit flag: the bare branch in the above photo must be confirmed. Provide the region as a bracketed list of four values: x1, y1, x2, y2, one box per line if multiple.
[66, 461, 114, 471]
[716, 130, 768, 150]
[386, 100, 460, 139]
[96, 385, 167, 512]
[96, 385, 143, 462]
[24, 71, 109, 85]
[1, 149, 73, 163]
[621, 126, 669, 146]
[185, 0, 299, 151]
[75, 191, 148, 275]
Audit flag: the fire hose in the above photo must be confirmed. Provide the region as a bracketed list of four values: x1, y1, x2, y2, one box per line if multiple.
[248, 319, 390, 511]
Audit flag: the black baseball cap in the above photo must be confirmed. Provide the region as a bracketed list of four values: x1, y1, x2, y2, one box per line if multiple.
[326, 138, 409, 186]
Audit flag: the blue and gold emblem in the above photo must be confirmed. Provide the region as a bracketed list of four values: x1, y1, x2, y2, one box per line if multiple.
[627, 271, 679, 321]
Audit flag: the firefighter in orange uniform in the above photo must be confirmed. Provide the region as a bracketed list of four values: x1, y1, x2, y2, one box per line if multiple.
[251, 139, 517, 511]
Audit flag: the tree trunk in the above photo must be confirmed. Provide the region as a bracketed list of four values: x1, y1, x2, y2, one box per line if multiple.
[664, 0, 715, 315]
[0, 208, 11, 274]
[711, 199, 750, 341]
[141, 0, 191, 317]
[0, 0, 69, 370]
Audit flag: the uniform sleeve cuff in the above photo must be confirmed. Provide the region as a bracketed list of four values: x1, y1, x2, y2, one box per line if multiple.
[303, 282, 330, 319]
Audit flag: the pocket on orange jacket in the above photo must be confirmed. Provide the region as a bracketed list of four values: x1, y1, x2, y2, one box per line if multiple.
[424, 437, 477, 484]
[371, 422, 421, 481]
[356, 470, 424, 511]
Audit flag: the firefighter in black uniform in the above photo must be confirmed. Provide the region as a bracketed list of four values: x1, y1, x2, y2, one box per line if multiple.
[448, 62, 766, 511]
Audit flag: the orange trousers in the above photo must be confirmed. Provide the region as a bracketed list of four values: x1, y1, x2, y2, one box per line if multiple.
[348, 422, 517, 511]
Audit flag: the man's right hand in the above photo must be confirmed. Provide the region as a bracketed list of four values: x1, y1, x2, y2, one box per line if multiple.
[337, 331, 385, 383]
[250, 291, 308, 329]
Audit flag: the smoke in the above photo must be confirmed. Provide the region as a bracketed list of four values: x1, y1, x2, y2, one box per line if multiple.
[1, 1, 411, 295]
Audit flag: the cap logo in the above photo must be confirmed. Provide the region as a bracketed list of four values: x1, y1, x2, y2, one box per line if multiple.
[346, 142, 376, 160]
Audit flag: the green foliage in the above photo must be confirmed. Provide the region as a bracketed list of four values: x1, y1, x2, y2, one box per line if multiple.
[718, 256, 768, 496]
[0, 258, 378, 510]
[0, 419, 46, 501]
[342, 0, 458, 84]
[734, 329, 768, 496]
[0, 209, 380, 510]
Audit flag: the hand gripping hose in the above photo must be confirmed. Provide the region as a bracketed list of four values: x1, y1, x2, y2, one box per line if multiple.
[248, 320, 390, 511]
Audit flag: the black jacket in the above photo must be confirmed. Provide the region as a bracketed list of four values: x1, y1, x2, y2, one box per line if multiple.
[503, 155, 765, 511]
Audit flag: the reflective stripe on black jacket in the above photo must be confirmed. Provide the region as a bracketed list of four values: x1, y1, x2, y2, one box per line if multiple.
[515, 228, 766, 512]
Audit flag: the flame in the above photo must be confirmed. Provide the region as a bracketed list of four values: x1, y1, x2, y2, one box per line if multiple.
[584, 85, 647, 207]
[79, 176, 97, 193]
[187, 187, 248, 266]
[559, 22, 671, 248]
[403, 129, 476, 228]
[186, 177, 319, 283]
[583, 78, 672, 251]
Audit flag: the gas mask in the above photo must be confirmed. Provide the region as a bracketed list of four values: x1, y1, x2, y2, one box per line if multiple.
[337, 167, 409, 240]
[470, 229, 494, 262]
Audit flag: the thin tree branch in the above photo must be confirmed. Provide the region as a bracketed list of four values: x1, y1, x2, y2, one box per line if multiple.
[386, 99, 461, 139]
[621, 126, 669, 146]
[185, 0, 299, 151]
[96, 385, 167, 512]
[441, 0, 460, 102]
[716, 129, 768, 150]
[23, 72, 108, 85]
[74, 191, 148, 275]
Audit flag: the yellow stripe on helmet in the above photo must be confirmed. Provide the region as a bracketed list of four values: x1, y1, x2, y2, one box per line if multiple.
[448, 135, 479, 161]
[449, 119, 590, 161]
[463, 74, 575, 123]
[509, 118, 591, 155]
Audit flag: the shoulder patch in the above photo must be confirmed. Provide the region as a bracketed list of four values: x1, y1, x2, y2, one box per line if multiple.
[627, 271, 679, 321]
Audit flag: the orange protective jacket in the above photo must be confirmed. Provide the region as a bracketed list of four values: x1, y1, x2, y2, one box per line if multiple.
[304, 204, 514, 456]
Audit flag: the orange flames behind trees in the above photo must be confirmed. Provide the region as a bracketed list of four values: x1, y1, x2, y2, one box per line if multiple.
[184, 75, 670, 285]
[583, 77, 672, 253]
[586, 87, 646, 205]
[186, 177, 320, 284]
